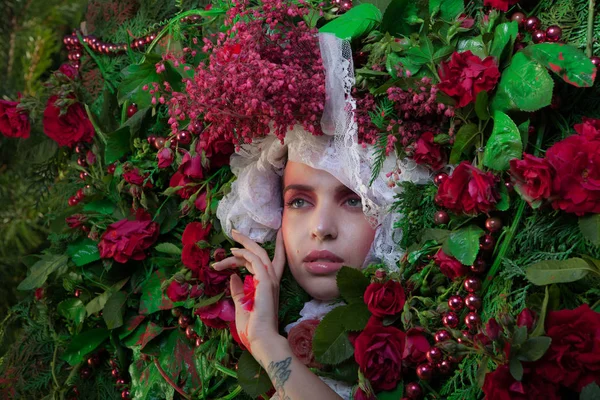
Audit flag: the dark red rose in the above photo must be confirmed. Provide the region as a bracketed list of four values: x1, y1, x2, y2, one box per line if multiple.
[213, 248, 226, 261]
[182, 222, 212, 245]
[66, 214, 87, 229]
[574, 117, 600, 137]
[435, 161, 500, 215]
[509, 154, 554, 208]
[354, 317, 406, 391]
[98, 219, 159, 263]
[43, 96, 94, 147]
[0, 100, 30, 139]
[484, 318, 501, 341]
[437, 51, 501, 108]
[288, 319, 322, 368]
[433, 249, 469, 280]
[516, 308, 536, 332]
[412, 132, 446, 170]
[402, 328, 431, 365]
[482, 365, 561, 400]
[169, 171, 196, 199]
[58, 63, 79, 79]
[195, 298, 235, 329]
[190, 285, 203, 298]
[166, 281, 190, 302]
[535, 304, 600, 391]
[198, 265, 233, 296]
[199, 137, 235, 168]
[194, 191, 208, 212]
[364, 280, 405, 318]
[123, 168, 152, 188]
[483, 0, 520, 12]
[181, 245, 211, 274]
[157, 147, 174, 168]
[546, 130, 600, 215]
[179, 152, 204, 180]
[353, 387, 376, 400]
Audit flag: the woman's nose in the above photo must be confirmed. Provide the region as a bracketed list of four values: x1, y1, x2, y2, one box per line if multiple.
[310, 205, 338, 241]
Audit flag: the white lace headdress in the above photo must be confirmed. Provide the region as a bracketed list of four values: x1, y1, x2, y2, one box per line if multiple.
[216, 33, 430, 268]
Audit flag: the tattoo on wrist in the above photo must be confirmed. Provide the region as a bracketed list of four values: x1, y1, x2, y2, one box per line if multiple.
[267, 357, 292, 400]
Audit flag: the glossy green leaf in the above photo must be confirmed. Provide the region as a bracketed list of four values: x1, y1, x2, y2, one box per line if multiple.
[523, 43, 597, 88]
[337, 266, 370, 304]
[313, 307, 354, 365]
[483, 111, 522, 171]
[490, 21, 518, 61]
[17, 254, 69, 290]
[58, 298, 86, 325]
[340, 303, 371, 331]
[442, 225, 484, 266]
[124, 321, 165, 349]
[449, 123, 479, 164]
[496, 181, 510, 211]
[86, 277, 129, 316]
[433, 45, 454, 64]
[381, 0, 421, 36]
[430, 0, 464, 20]
[457, 36, 486, 59]
[139, 270, 175, 315]
[377, 381, 404, 400]
[319, 4, 381, 40]
[237, 351, 272, 397]
[118, 314, 146, 340]
[475, 91, 490, 121]
[103, 291, 128, 329]
[67, 238, 101, 267]
[104, 126, 131, 165]
[83, 199, 116, 215]
[581, 382, 600, 400]
[155, 243, 182, 256]
[579, 214, 600, 247]
[62, 328, 110, 366]
[156, 330, 202, 393]
[526, 258, 597, 285]
[129, 346, 175, 400]
[491, 52, 553, 112]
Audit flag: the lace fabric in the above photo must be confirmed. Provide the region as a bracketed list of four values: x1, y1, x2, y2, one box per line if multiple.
[215, 33, 431, 269]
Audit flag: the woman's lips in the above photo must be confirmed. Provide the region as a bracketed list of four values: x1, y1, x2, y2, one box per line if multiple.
[304, 261, 344, 275]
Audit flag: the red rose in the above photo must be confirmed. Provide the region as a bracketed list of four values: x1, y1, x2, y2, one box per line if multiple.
[402, 328, 431, 365]
[0, 100, 30, 139]
[509, 154, 554, 208]
[182, 222, 211, 245]
[179, 152, 204, 179]
[435, 161, 500, 215]
[199, 137, 235, 168]
[353, 387, 376, 400]
[98, 219, 159, 263]
[190, 285, 203, 298]
[66, 214, 87, 229]
[213, 248, 226, 261]
[483, 0, 520, 12]
[123, 168, 152, 188]
[169, 171, 196, 199]
[157, 147, 174, 168]
[195, 298, 235, 329]
[354, 317, 406, 391]
[482, 365, 560, 400]
[457, 14, 475, 29]
[181, 245, 211, 274]
[364, 280, 405, 318]
[43, 96, 94, 147]
[412, 132, 446, 170]
[199, 265, 233, 296]
[166, 281, 190, 302]
[287, 319, 322, 368]
[546, 130, 600, 215]
[433, 249, 469, 280]
[194, 191, 208, 212]
[438, 51, 501, 108]
[484, 318, 501, 341]
[535, 304, 600, 391]
[241, 275, 256, 311]
[574, 117, 600, 137]
[58, 63, 79, 79]
[516, 308, 536, 332]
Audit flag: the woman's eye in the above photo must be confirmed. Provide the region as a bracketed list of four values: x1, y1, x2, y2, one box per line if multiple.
[346, 197, 362, 207]
[289, 198, 307, 208]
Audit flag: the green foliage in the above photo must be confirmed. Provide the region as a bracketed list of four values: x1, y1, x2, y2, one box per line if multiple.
[391, 181, 437, 249]
[440, 355, 483, 400]
[319, 3, 382, 40]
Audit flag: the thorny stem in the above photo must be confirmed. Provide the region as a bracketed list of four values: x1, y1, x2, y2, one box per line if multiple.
[587, 0, 596, 58]
[154, 358, 191, 399]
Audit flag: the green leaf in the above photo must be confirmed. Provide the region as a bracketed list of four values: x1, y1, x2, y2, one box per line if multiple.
[155, 198, 180, 234]
[155, 243, 182, 256]
[496, 181, 510, 211]
[156, 329, 201, 393]
[430, 0, 464, 20]
[377, 381, 404, 400]
[103, 291, 128, 329]
[62, 328, 110, 366]
[386, 53, 402, 78]
[491, 52, 554, 112]
[517, 119, 530, 149]
[512, 325, 528, 346]
[449, 123, 479, 164]
[337, 266, 370, 304]
[523, 43, 597, 88]
[83, 199, 116, 215]
[18, 254, 69, 290]
[124, 321, 165, 349]
[490, 21, 518, 62]
[433, 45, 454, 64]
[313, 307, 355, 365]
[509, 356, 523, 381]
[319, 4, 381, 40]
[381, 0, 421, 36]
[475, 91, 490, 121]
[104, 126, 131, 165]
[516, 336, 551, 362]
[237, 351, 273, 398]
[67, 238, 101, 267]
[129, 347, 175, 400]
[118, 315, 146, 340]
[579, 214, 600, 247]
[58, 299, 86, 326]
[442, 225, 484, 266]
[195, 293, 224, 308]
[476, 355, 489, 388]
[457, 36, 486, 59]
[86, 277, 129, 316]
[340, 303, 371, 331]
[483, 111, 523, 171]
[531, 286, 550, 337]
[526, 258, 596, 285]
[580, 382, 600, 400]
[139, 270, 176, 315]
[422, 229, 451, 243]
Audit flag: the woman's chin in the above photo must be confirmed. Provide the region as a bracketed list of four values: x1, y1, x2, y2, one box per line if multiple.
[304, 278, 340, 301]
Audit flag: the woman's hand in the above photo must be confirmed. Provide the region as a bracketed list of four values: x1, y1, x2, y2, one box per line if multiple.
[212, 229, 286, 353]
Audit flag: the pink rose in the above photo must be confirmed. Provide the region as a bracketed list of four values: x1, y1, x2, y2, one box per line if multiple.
[166, 281, 190, 302]
[287, 319, 322, 368]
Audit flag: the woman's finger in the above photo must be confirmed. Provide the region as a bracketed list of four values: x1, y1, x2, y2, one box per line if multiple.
[273, 229, 286, 280]
[231, 229, 272, 270]
[230, 248, 270, 282]
[212, 255, 254, 274]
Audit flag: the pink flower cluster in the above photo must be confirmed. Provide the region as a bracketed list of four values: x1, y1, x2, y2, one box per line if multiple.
[168, 0, 326, 149]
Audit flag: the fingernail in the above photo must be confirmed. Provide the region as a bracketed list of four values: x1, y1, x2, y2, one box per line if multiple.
[232, 229, 239, 234]
[230, 247, 240, 252]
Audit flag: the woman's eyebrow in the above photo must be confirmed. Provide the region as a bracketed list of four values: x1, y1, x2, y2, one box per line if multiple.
[282, 184, 314, 195]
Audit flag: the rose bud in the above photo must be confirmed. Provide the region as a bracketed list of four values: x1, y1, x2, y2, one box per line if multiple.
[516, 308, 537, 332]
[157, 147, 174, 168]
[484, 318, 501, 341]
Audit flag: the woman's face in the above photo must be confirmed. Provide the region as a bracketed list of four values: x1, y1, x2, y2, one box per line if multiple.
[281, 161, 377, 300]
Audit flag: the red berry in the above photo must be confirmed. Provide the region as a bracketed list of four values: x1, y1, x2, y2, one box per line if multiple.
[470, 259, 487, 274]
[485, 217, 502, 233]
[465, 312, 481, 330]
[195, 336, 205, 347]
[107, 163, 116, 174]
[433, 173, 447, 186]
[75, 188, 85, 201]
[79, 171, 89, 180]
[111, 368, 120, 378]
[416, 363, 433, 380]
[79, 366, 92, 380]
[121, 389, 131, 399]
[524, 16, 541, 32]
[178, 314, 192, 329]
[532, 30, 546, 44]
[463, 277, 482, 293]
[405, 382, 423, 399]
[480, 234, 496, 251]
[176, 130, 192, 145]
[35, 287, 45, 301]
[510, 12, 525, 27]
[448, 295, 464, 311]
[465, 294, 482, 311]
[154, 137, 165, 150]
[442, 312, 460, 329]
[545, 25, 562, 42]
[434, 330, 451, 343]
[426, 347, 442, 364]
[591, 56, 600, 66]
[185, 326, 195, 339]
[437, 360, 453, 374]
[434, 210, 449, 225]
[77, 156, 87, 167]
[147, 135, 157, 146]
[74, 289, 83, 297]
[68, 196, 79, 206]
[127, 104, 138, 118]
